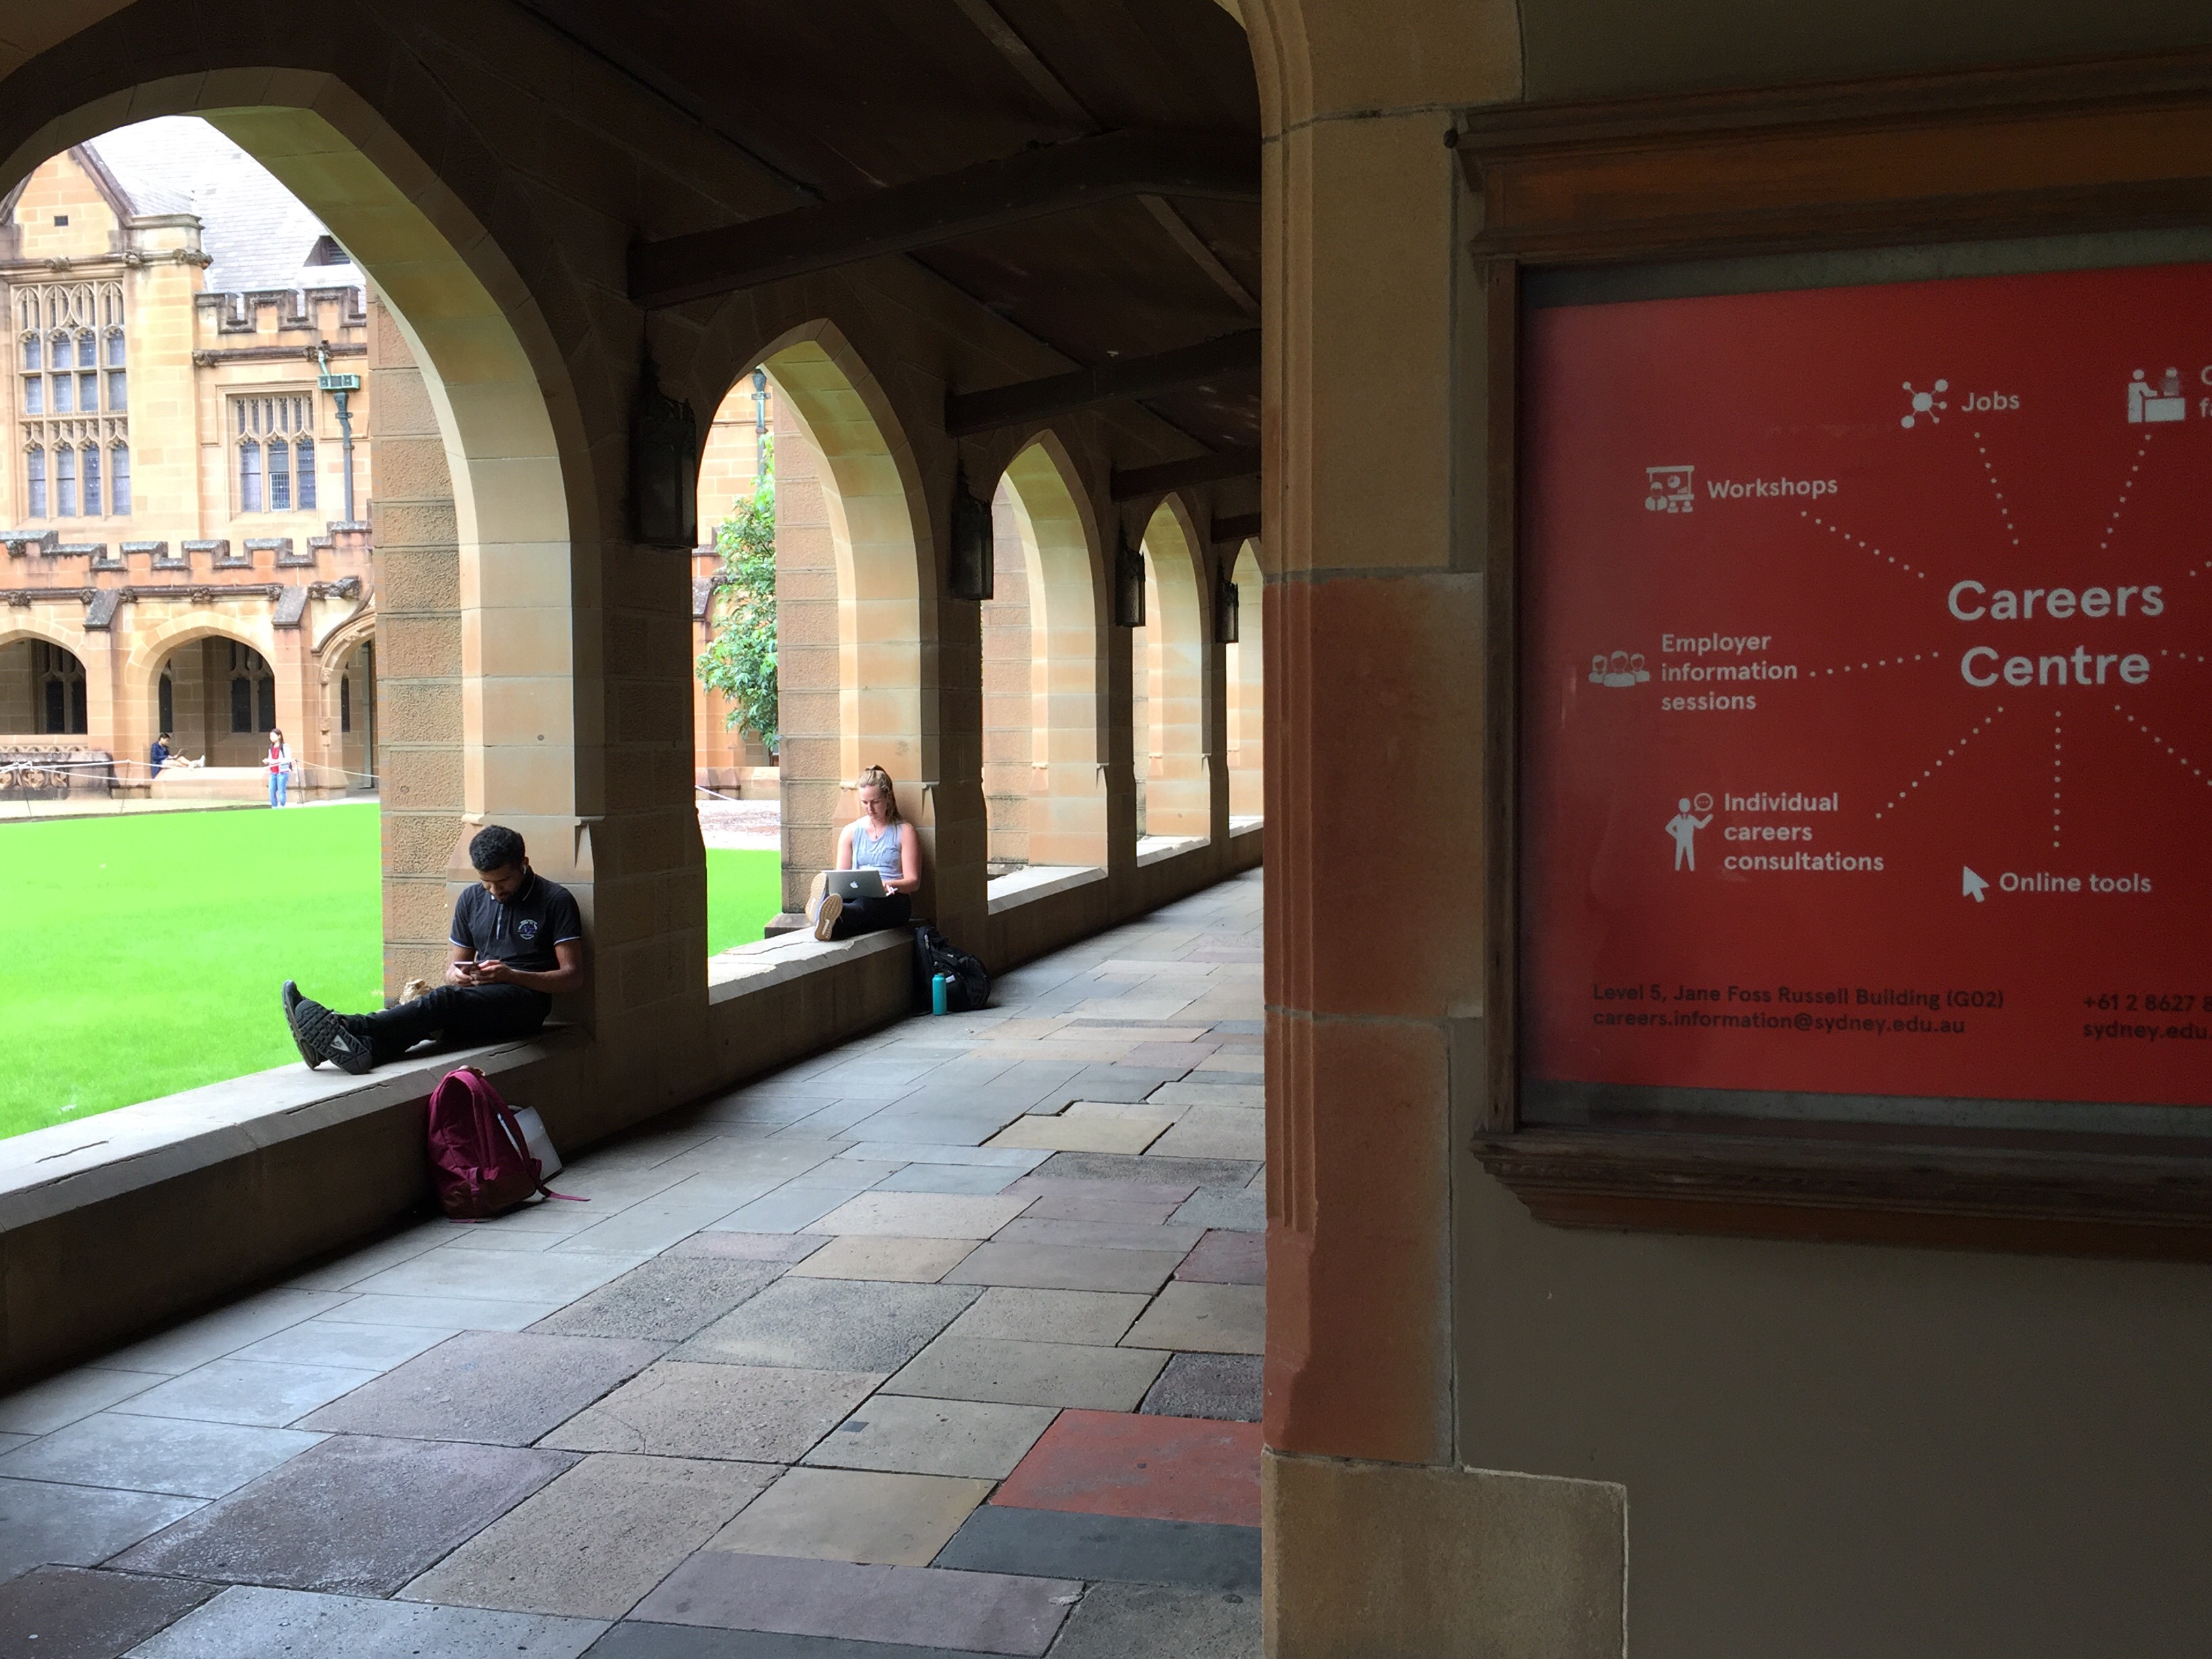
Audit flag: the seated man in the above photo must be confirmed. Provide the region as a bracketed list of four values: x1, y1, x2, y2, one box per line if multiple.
[283, 825, 584, 1075]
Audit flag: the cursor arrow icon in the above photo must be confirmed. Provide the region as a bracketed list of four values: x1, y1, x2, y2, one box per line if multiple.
[1962, 866, 1988, 903]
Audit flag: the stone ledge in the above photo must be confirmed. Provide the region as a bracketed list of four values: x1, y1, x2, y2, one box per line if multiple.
[0, 1026, 583, 1235]
[987, 865, 1107, 915]
[1136, 833, 1210, 867]
[707, 925, 909, 998]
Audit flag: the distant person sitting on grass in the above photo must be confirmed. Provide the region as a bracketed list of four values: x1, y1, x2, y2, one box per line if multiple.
[283, 825, 584, 1075]
[804, 764, 919, 941]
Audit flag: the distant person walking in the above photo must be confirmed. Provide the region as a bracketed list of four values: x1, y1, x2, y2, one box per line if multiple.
[266, 729, 295, 808]
[806, 764, 919, 941]
[284, 825, 585, 1074]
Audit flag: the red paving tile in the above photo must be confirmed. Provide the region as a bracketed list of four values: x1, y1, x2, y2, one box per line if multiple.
[1175, 1229, 1265, 1284]
[992, 1408, 1261, 1528]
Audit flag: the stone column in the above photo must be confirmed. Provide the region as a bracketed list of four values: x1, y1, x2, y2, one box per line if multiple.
[1242, 1, 1628, 1652]
[365, 298, 465, 999]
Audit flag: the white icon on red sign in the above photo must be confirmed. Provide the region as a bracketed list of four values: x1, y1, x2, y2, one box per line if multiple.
[1900, 379, 1948, 429]
[1644, 465, 1695, 513]
[1589, 651, 1650, 688]
[2127, 367, 2186, 424]
[1666, 794, 1714, 872]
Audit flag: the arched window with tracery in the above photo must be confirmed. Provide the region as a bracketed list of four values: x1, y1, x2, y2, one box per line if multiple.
[15, 281, 125, 518]
[232, 392, 314, 514]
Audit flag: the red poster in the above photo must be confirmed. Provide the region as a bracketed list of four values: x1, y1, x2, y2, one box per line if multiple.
[1521, 262, 2212, 1112]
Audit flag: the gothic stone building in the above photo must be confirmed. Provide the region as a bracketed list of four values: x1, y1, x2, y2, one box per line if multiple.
[0, 115, 376, 799]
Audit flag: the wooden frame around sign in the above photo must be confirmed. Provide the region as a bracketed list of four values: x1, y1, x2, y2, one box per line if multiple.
[1465, 47, 2212, 1259]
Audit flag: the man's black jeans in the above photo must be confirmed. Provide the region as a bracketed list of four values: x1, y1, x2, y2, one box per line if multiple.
[353, 983, 551, 1066]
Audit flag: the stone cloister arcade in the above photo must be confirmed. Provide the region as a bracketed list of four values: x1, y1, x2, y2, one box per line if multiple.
[15, 2, 2205, 1654]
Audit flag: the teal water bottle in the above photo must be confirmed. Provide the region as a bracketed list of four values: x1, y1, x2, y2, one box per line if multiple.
[931, 972, 949, 1015]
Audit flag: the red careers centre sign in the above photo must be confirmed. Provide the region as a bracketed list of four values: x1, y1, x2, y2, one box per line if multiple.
[1521, 262, 2212, 1110]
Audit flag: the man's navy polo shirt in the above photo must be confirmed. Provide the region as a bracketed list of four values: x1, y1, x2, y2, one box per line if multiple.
[449, 871, 583, 974]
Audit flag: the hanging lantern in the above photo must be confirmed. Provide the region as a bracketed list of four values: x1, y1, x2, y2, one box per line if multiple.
[1113, 526, 1147, 628]
[631, 355, 698, 548]
[948, 464, 995, 600]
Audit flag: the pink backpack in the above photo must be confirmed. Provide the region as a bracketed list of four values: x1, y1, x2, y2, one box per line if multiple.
[426, 1067, 568, 1220]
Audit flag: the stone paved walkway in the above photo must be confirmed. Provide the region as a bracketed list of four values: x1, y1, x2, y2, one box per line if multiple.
[0, 869, 1266, 1658]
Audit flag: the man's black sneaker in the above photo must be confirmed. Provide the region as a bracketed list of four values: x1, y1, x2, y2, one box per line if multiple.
[282, 981, 321, 1069]
[289, 989, 377, 1076]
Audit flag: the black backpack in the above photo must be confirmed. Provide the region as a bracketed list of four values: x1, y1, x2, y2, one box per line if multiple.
[913, 924, 991, 1013]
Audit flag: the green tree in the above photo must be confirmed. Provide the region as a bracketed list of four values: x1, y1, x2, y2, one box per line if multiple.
[695, 438, 778, 754]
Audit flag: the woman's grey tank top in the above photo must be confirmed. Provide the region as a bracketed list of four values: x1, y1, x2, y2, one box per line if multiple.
[851, 817, 902, 882]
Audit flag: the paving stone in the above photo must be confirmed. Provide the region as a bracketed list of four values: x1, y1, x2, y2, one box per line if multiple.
[0, 1481, 203, 1582]
[630, 1551, 1077, 1655]
[809, 1193, 1031, 1240]
[667, 1231, 830, 1263]
[96, 1292, 354, 1376]
[706, 1468, 994, 1567]
[282, 1225, 453, 1291]
[800, 1396, 1057, 1479]
[125, 1584, 606, 1658]
[578, 1623, 1016, 1658]
[1046, 1066, 1189, 1104]
[1174, 1231, 1265, 1285]
[886, 1335, 1165, 1412]
[675, 1279, 977, 1372]
[1044, 1580, 1261, 1657]
[933, 1504, 1261, 1594]
[1145, 1108, 1265, 1162]
[1147, 1082, 1263, 1111]
[1140, 1354, 1263, 1422]
[402, 1453, 775, 1619]
[0, 1435, 26, 1456]
[350, 1246, 645, 1305]
[992, 1218, 1204, 1254]
[1031, 1153, 1259, 1188]
[983, 1115, 1170, 1155]
[229, 1320, 453, 1372]
[108, 1358, 380, 1429]
[785, 1235, 978, 1283]
[0, 1565, 215, 1656]
[110, 1435, 573, 1595]
[1002, 1177, 1197, 1213]
[297, 1332, 659, 1446]
[945, 1288, 1149, 1347]
[530, 1258, 785, 1342]
[0, 1414, 323, 1498]
[1121, 1284, 1265, 1356]
[1168, 1186, 1266, 1233]
[709, 1187, 855, 1234]
[996, 1410, 1261, 1527]
[542, 1363, 879, 1462]
[943, 1243, 1183, 1295]
[325, 1293, 569, 1331]
[870, 1164, 1023, 1195]
[836, 1143, 1046, 1168]
[0, 1368, 164, 1435]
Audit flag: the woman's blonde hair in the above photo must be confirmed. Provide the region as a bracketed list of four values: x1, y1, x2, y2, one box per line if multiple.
[856, 764, 901, 823]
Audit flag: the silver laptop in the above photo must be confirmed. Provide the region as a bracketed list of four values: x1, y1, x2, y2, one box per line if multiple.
[823, 868, 886, 901]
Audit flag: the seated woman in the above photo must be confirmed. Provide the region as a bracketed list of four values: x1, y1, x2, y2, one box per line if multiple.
[808, 764, 919, 940]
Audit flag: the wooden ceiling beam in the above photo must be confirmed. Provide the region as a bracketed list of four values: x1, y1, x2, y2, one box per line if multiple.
[945, 330, 1261, 437]
[632, 129, 1258, 308]
[1109, 446, 1261, 501]
[1210, 511, 1263, 544]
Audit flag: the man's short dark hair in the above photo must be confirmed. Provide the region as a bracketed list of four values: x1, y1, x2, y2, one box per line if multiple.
[469, 825, 527, 872]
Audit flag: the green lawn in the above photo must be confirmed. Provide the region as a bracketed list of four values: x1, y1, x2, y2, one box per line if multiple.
[0, 805, 781, 1141]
